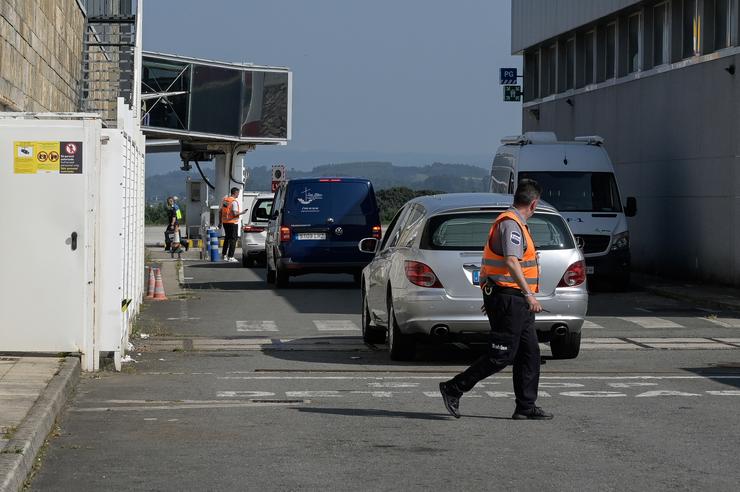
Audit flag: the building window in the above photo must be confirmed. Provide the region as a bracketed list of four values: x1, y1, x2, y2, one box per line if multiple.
[628, 13, 642, 72]
[605, 22, 617, 78]
[524, 50, 540, 101]
[543, 43, 557, 96]
[565, 37, 575, 89]
[683, 0, 700, 57]
[584, 30, 596, 84]
[654, 2, 669, 65]
[715, 0, 732, 49]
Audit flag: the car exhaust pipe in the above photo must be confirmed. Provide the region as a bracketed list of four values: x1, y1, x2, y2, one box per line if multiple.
[431, 325, 450, 338]
[551, 324, 568, 337]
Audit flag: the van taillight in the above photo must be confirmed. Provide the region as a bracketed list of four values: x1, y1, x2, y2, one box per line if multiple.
[557, 260, 586, 287]
[372, 225, 381, 239]
[243, 225, 265, 233]
[280, 226, 291, 242]
[404, 261, 443, 288]
[319, 178, 342, 182]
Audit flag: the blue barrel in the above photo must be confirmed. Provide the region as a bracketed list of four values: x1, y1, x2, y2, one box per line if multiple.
[209, 230, 220, 262]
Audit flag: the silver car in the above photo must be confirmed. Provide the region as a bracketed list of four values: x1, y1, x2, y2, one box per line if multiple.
[359, 193, 588, 361]
[240, 192, 273, 267]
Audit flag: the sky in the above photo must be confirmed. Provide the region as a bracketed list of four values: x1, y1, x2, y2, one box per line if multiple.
[143, 0, 522, 174]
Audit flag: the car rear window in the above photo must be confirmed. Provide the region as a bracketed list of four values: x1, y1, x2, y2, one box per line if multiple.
[283, 181, 378, 225]
[421, 211, 575, 251]
[251, 198, 273, 223]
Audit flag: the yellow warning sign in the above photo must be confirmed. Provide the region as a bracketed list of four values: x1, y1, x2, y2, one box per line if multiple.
[14, 141, 61, 174]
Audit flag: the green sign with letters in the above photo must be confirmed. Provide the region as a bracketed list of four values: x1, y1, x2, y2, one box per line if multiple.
[504, 85, 522, 102]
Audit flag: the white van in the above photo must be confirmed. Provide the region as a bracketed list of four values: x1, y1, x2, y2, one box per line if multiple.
[490, 132, 636, 288]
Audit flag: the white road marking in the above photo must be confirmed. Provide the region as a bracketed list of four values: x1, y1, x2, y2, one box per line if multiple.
[217, 391, 276, 398]
[635, 390, 701, 397]
[634, 307, 652, 313]
[236, 320, 278, 332]
[73, 402, 305, 412]
[706, 390, 740, 396]
[313, 320, 360, 331]
[368, 382, 419, 388]
[699, 317, 740, 328]
[560, 391, 627, 398]
[608, 382, 659, 388]
[285, 391, 342, 398]
[582, 320, 605, 329]
[618, 317, 684, 328]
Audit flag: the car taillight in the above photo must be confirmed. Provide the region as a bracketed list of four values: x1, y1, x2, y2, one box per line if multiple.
[280, 226, 291, 242]
[372, 225, 381, 239]
[243, 225, 265, 233]
[404, 261, 443, 288]
[557, 260, 586, 287]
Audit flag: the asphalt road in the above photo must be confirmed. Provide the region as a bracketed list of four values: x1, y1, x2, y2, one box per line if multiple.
[30, 253, 740, 491]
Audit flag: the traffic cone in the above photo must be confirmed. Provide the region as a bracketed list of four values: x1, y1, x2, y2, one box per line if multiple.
[146, 266, 156, 298]
[152, 267, 168, 301]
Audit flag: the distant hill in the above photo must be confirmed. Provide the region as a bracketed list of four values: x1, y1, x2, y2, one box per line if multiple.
[145, 161, 490, 203]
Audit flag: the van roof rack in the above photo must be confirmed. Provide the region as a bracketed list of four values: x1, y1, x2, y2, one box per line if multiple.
[500, 132, 558, 145]
[574, 135, 605, 145]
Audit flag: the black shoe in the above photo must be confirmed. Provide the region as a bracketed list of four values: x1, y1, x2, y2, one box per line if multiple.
[512, 406, 553, 420]
[439, 382, 462, 419]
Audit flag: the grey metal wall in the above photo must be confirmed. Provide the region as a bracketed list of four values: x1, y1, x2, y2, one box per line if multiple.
[522, 55, 740, 285]
[511, 0, 641, 53]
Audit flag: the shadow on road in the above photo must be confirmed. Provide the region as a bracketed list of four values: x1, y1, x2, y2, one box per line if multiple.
[682, 366, 740, 389]
[295, 407, 511, 421]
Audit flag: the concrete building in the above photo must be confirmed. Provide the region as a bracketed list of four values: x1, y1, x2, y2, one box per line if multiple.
[512, 0, 740, 286]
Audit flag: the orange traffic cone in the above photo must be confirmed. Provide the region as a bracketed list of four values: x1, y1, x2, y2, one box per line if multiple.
[152, 267, 168, 301]
[146, 266, 156, 298]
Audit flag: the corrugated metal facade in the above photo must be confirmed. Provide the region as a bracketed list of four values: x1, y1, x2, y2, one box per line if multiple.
[511, 0, 641, 53]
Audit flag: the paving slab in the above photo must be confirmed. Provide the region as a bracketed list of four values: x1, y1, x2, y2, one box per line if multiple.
[0, 357, 79, 492]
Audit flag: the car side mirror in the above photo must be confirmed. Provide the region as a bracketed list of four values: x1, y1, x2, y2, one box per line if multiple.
[358, 238, 379, 254]
[270, 211, 279, 220]
[575, 236, 585, 250]
[625, 197, 637, 218]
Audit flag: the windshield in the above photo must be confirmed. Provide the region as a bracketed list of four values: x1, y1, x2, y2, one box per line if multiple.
[519, 171, 623, 213]
[421, 211, 575, 251]
[284, 181, 378, 226]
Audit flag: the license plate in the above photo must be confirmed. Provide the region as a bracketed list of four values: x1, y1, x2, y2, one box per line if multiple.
[586, 266, 595, 275]
[297, 233, 326, 240]
[472, 270, 480, 285]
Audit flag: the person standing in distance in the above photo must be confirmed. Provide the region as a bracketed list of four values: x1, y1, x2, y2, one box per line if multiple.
[220, 187, 248, 263]
[439, 179, 552, 420]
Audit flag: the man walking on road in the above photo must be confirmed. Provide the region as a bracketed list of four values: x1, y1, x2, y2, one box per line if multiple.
[439, 179, 553, 420]
[220, 187, 248, 263]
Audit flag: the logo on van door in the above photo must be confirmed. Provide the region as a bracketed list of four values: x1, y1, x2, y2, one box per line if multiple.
[297, 187, 324, 205]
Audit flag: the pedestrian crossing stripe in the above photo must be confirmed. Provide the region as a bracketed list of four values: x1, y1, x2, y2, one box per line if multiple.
[700, 317, 740, 328]
[582, 320, 604, 329]
[313, 320, 360, 331]
[236, 321, 278, 332]
[617, 317, 683, 328]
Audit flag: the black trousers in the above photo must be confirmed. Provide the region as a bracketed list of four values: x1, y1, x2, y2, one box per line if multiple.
[451, 289, 541, 412]
[222, 223, 238, 258]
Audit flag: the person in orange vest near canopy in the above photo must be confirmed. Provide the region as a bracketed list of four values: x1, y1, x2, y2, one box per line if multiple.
[219, 187, 248, 263]
[439, 179, 552, 420]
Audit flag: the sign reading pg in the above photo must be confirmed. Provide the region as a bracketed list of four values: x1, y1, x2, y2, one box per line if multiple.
[13, 141, 83, 175]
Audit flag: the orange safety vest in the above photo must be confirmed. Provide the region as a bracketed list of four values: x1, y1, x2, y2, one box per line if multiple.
[480, 210, 539, 293]
[220, 196, 240, 224]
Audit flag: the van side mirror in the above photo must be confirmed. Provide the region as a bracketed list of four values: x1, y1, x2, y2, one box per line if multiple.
[625, 197, 637, 217]
[358, 238, 379, 254]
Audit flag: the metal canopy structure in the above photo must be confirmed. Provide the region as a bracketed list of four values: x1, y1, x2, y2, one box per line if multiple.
[141, 51, 292, 145]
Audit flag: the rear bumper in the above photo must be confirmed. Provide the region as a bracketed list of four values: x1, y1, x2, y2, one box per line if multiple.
[393, 288, 587, 338]
[586, 248, 630, 278]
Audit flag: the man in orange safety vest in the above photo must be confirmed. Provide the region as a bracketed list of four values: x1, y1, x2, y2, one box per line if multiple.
[219, 187, 248, 263]
[440, 179, 552, 420]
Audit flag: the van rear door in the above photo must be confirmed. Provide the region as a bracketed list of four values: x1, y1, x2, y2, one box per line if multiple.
[326, 180, 379, 263]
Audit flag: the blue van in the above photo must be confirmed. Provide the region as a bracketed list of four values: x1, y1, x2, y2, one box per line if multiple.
[265, 178, 381, 287]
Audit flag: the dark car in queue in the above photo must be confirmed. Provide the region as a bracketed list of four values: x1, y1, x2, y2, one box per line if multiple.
[266, 177, 381, 287]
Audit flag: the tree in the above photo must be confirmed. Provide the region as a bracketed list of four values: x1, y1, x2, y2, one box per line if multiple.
[375, 187, 442, 223]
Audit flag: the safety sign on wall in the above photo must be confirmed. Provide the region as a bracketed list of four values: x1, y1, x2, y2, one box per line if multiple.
[13, 141, 83, 174]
